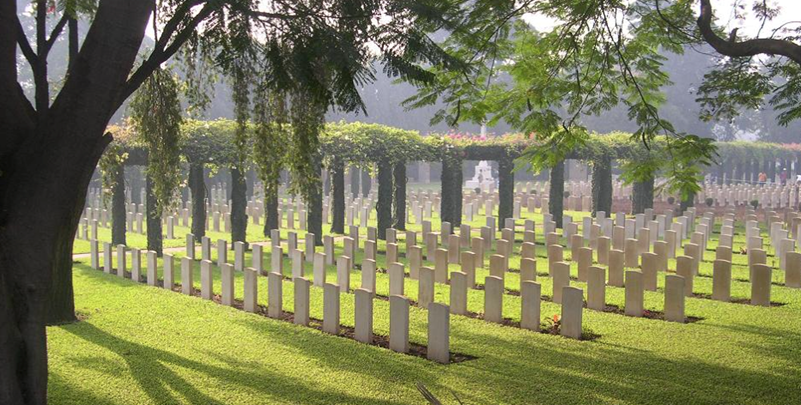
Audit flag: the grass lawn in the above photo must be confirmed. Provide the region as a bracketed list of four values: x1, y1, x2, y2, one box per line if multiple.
[50, 203, 801, 404]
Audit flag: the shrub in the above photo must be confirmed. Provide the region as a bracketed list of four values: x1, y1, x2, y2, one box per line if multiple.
[705, 197, 714, 207]
[667, 196, 675, 205]
[750, 200, 759, 209]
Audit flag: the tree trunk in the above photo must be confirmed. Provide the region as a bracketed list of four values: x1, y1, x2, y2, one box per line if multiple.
[376, 162, 393, 240]
[767, 158, 776, 183]
[331, 161, 345, 234]
[632, 177, 654, 215]
[263, 190, 279, 236]
[230, 166, 247, 244]
[452, 160, 463, 228]
[146, 174, 163, 256]
[498, 158, 514, 228]
[440, 158, 454, 228]
[680, 191, 696, 213]
[361, 166, 372, 197]
[592, 157, 613, 216]
[111, 164, 126, 246]
[188, 163, 206, 239]
[549, 160, 565, 229]
[350, 166, 360, 198]
[393, 162, 407, 231]
[307, 162, 323, 246]
[0, 0, 155, 402]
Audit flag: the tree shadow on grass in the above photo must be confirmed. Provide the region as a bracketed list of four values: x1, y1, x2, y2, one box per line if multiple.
[60, 322, 409, 405]
[448, 325, 801, 405]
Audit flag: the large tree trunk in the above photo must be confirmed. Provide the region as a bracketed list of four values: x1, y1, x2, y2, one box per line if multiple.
[188, 162, 206, 239]
[549, 160, 565, 229]
[263, 190, 279, 236]
[331, 161, 345, 234]
[376, 162, 393, 240]
[111, 164, 126, 246]
[440, 158, 454, 229]
[308, 163, 324, 246]
[393, 162, 407, 231]
[632, 177, 654, 215]
[592, 157, 613, 216]
[0, 1, 153, 402]
[348, 166, 358, 197]
[230, 166, 248, 244]
[146, 174, 163, 256]
[498, 158, 514, 228]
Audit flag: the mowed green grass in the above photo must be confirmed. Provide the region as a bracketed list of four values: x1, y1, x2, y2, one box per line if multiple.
[53, 190, 801, 404]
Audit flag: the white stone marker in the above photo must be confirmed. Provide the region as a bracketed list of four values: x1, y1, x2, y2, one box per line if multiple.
[461, 251, 476, 289]
[418, 267, 435, 309]
[664, 274, 686, 323]
[233, 241, 245, 272]
[624, 270, 644, 317]
[552, 262, 570, 304]
[786, 251, 801, 288]
[268, 272, 283, 318]
[201, 237, 211, 261]
[354, 288, 373, 344]
[221, 263, 234, 306]
[576, 247, 592, 282]
[434, 248, 449, 284]
[675, 256, 694, 297]
[294, 277, 311, 326]
[751, 264, 772, 307]
[271, 245, 283, 276]
[521, 281, 542, 331]
[389, 262, 405, 297]
[427, 303, 450, 364]
[131, 248, 141, 282]
[186, 233, 195, 260]
[484, 275, 504, 323]
[244, 267, 259, 312]
[90, 239, 99, 270]
[389, 295, 410, 353]
[641, 252, 658, 291]
[313, 252, 326, 287]
[217, 239, 228, 267]
[163, 254, 175, 290]
[449, 271, 468, 315]
[361, 258, 377, 294]
[200, 260, 213, 300]
[181, 257, 194, 295]
[608, 249, 624, 287]
[587, 266, 606, 311]
[116, 244, 126, 278]
[146, 251, 157, 286]
[712, 259, 731, 302]
[252, 243, 263, 275]
[336, 256, 350, 293]
[323, 283, 341, 335]
[561, 286, 584, 340]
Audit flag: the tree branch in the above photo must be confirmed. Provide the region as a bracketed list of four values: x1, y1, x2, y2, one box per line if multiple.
[16, 18, 37, 68]
[698, 0, 801, 65]
[44, 14, 69, 54]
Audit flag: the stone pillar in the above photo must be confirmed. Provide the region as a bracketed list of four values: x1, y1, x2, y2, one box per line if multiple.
[484, 275, 504, 323]
[664, 274, 686, 323]
[449, 271, 468, 315]
[181, 257, 194, 295]
[201, 260, 213, 300]
[221, 263, 234, 306]
[624, 270, 644, 317]
[146, 251, 157, 286]
[427, 303, 450, 364]
[587, 266, 606, 311]
[388, 262, 405, 296]
[712, 259, 731, 301]
[561, 286, 583, 339]
[244, 268, 259, 312]
[268, 272, 283, 318]
[354, 288, 373, 344]
[323, 283, 341, 335]
[751, 264, 772, 307]
[163, 254, 174, 290]
[521, 281, 542, 331]
[418, 267, 435, 309]
[389, 295, 410, 353]
[294, 277, 311, 325]
[552, 261, 570, 304]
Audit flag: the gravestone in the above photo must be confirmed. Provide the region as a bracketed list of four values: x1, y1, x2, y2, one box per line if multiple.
[354, 288, 373, 344]
[484, 276, 504, 323]
[244, 268, 259, 312]
[427, 303, 450, 364]
[323, 283, 341, 335]
[624, 270, 644, 317]
[521, 281, 542, 331]
[389, 295, 410, 353]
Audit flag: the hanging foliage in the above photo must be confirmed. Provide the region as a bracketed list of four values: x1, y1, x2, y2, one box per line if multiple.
[253, 84, 289, 200]
[287, 90, 327, 201]
[128, 67, 184, 215]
